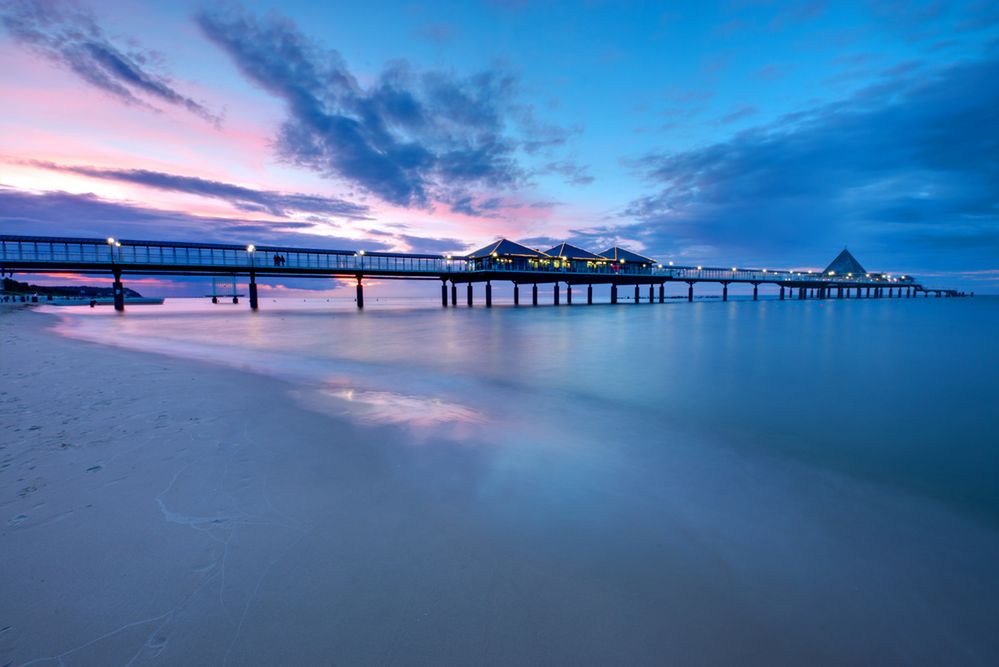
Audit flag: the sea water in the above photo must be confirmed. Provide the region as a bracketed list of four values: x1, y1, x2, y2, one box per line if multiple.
[42, 295, 999, 662]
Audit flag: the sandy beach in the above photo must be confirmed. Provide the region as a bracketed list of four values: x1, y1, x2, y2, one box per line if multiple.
[3, 303, 999, 666]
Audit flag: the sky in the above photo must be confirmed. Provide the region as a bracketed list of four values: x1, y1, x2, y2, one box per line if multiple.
[1, 0, 997, 294]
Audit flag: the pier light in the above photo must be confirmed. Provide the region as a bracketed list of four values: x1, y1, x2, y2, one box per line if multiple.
[668, 261, 674, 266]
[359, 250, 365, 256]
[246, 244, 255, 253]
[866, 273, 870, 277]
[106, 237, 115, 245]
[115, 241, 121, 247]
[731, 267, 737, 272]
[697, 265, 702, 270]
[492, 252, 498, 257]
[762, 269, 767, 273]
[658, 263, 663, 269]
[828, 271, 835, 276]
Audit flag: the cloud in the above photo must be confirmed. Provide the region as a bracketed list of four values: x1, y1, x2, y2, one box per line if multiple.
[0, 187, 385, 250]
[0, 186, 477, 260]
[20, 160, 369, 219]
[0, 0, 220, 125]
[719, 104, 757, 124]
[621, 57, 999, 271]
[415, 22, 454, 44]
[539, 160, 594, 186]
[195, 6, 582, 209]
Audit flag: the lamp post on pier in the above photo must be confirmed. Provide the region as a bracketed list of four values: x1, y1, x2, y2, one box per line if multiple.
[247, 245, 258, 310]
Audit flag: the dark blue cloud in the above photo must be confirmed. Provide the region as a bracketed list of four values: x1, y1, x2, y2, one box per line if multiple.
[0, 187, 385, 250]
[21, 160, 369, 220]
[0, 187, 470, 259]
[623, 57, 999, 275]
[195, 6, 583, 209]
[0, 0, 220, 125]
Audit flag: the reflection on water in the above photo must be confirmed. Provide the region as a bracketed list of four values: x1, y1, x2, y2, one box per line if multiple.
[46, 296, 999, 521]
[325, 388, 487, 428]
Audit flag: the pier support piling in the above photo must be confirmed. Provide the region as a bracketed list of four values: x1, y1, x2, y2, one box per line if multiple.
[554, 283, 560, 306]
[467, 282, 473, 307]
[514, 284, 520, 306]
[634, 284, 640, 304]
[249, 272, 258, 310]
[485, 281, 492, 308]
[649, 284, 654, 303]
[687, 282, 694, 302]
[451, 281, 457, 306]
[355, 277, 364, 309]
[112, 269, 124, 311]
[611, 284, 618, 304]
[780, 286, 785, 300]
[753, 283, 758, 301]
[659, 283, 665, 303]
[722, 283, 728, 301]
[567, 284, 572, 305]
[588, 284, 593, 305]
[441, 280, 448, 307]
[532, 284, 539, 306]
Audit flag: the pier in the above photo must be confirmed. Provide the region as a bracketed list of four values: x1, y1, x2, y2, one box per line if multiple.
[0, 235, 968, 311]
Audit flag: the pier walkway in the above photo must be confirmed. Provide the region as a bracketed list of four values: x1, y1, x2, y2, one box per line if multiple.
[1, 235, 968, 311]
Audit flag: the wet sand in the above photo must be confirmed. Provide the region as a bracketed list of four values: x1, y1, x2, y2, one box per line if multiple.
[3, 306, 999, 665]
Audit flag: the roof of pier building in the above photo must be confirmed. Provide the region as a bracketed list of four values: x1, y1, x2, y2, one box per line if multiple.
[544, 242, 606, 261]
[466, 239, 551, 260]
[823, 248, 866, 276]
[599, 246, 657, 265]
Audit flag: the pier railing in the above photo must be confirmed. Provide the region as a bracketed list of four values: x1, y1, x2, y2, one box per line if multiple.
[1, 235, 916, 286]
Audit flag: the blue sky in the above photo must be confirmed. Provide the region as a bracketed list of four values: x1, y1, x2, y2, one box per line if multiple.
[1, 0, 997, 292]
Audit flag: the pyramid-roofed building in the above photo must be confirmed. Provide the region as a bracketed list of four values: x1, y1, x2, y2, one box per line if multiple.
[823, 248, 866, 276]
[599, 246, 657, 265]
[466, 239, 550, 259]
[544, 242, 605, 261]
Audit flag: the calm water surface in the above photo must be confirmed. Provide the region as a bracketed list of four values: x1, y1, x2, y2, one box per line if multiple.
[43, 295, 999, 662]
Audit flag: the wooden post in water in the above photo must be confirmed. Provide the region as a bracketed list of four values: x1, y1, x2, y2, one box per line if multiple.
[588, 284, 593, 304]
[611, 283, 618, 304]
[249, 271, 258, 310]
[722, 283, 728, 301]
[467, 282, 473, 307]
[553, 283, 560, 306]
[567, 283, 572, 305]
[687, 282, 694, 302]
[659, 283, 665, 303]
[513, 283, 520, 306]
[112, 268, 124, 312]
[451, 281, 457, 306]
[753, 283, 758, 301]
[485, 281, 492, 308]
[780, 285, 785, 300]
[355, 277, 364, 309]
[532, 283, 539, 306]
[649, 284, 654, 303]
[634, 284, 640, 304]
[441, 279, 448, 307]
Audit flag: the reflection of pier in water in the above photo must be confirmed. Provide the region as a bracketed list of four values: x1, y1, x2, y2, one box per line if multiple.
[1, 235, 969, 311]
